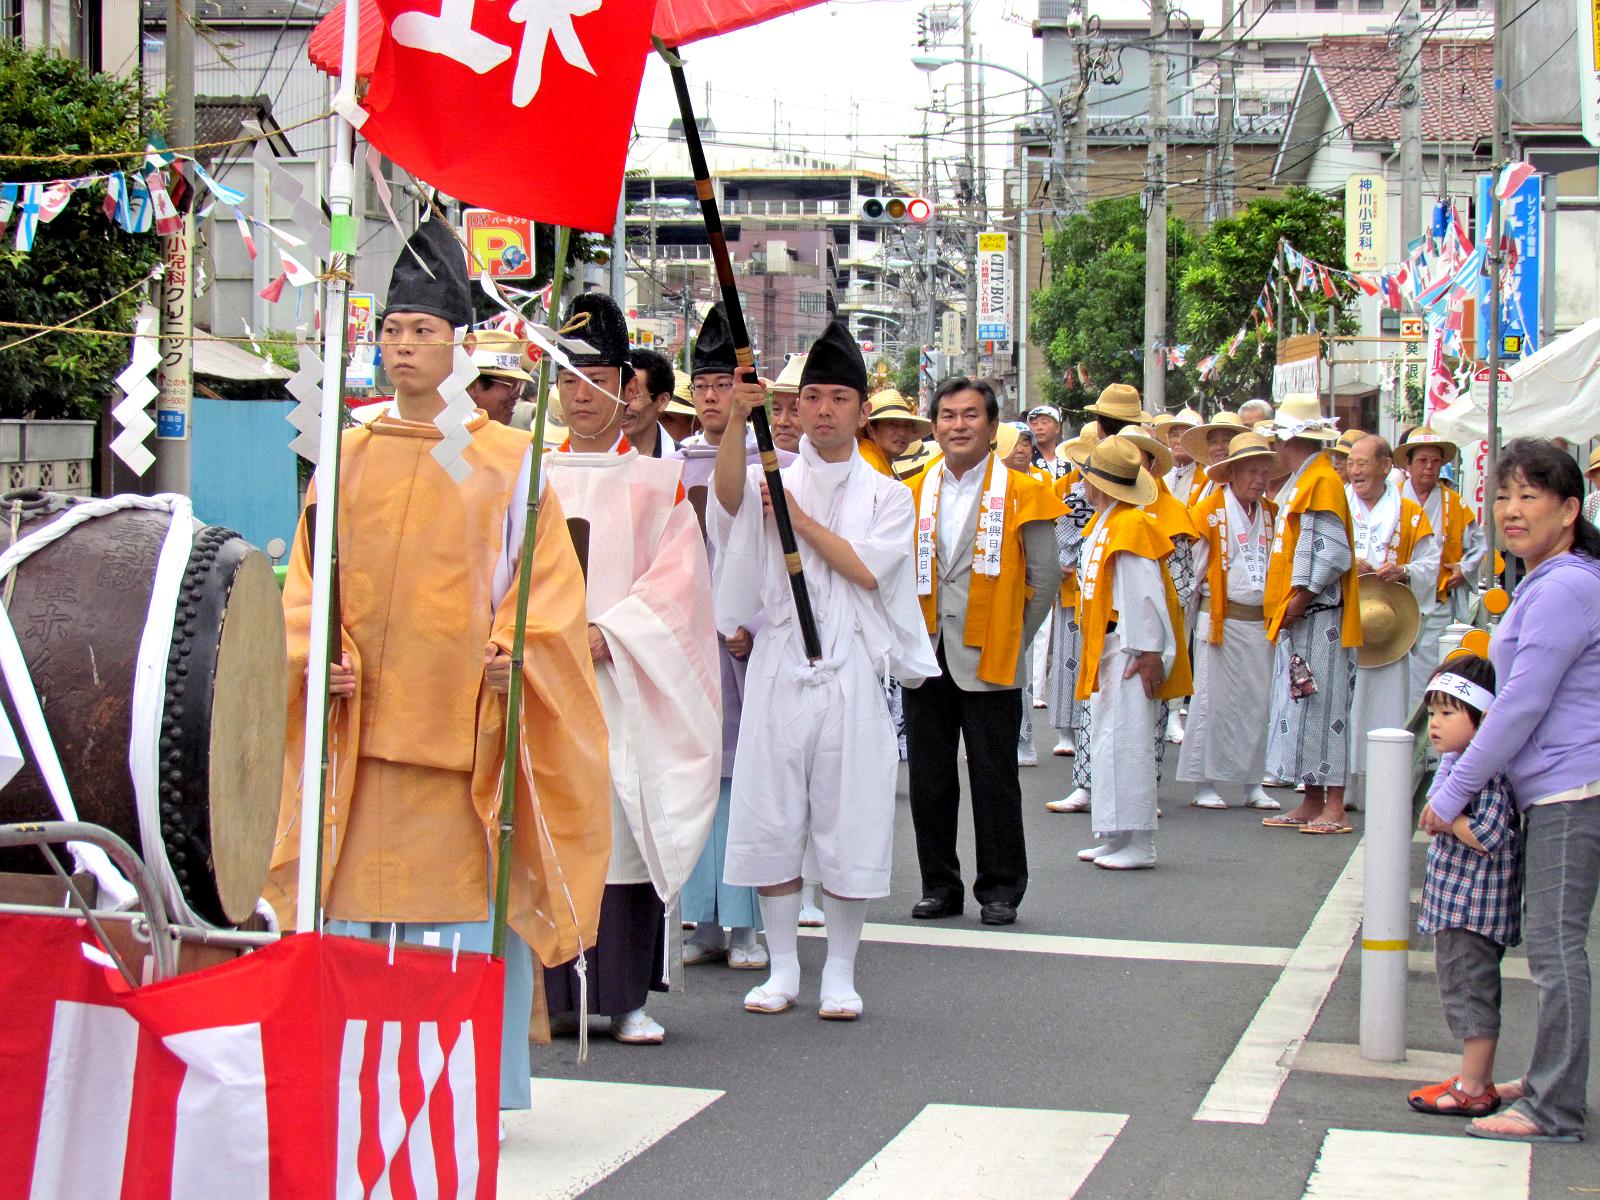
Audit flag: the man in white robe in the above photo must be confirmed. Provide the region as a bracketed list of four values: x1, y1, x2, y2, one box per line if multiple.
[1345, 434, 1439, 807]
[1178, 433, 1281, 809]
[711, 320, 938, 1020]
[542, 292, 722, 1045]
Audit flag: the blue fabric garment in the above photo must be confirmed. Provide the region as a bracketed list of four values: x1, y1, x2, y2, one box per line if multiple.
[325, 917, 534, 1111]
[680, 779, 762, 929]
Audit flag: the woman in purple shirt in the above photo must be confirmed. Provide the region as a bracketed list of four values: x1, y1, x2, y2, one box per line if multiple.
[1421, 438, 1600, 1143]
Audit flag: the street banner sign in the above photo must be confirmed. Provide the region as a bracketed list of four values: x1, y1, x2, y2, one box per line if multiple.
[1475, 172, 1542, 359]
[976, 231, 1011, 346]
[1344, 174, 1387, 272]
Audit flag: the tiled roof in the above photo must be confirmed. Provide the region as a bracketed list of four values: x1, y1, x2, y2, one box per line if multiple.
[1310, 37, 1493, 145]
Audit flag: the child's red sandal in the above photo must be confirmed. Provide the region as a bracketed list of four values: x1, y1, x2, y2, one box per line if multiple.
[1408, 1075, 1501, 1117]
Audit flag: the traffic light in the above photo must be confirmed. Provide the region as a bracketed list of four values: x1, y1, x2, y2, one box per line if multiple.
[860, 196, 934, 225]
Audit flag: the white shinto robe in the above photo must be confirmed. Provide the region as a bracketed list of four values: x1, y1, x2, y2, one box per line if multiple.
[1177, 487, 1274, 788]
[1403, 480, 1487, 709]
[545, 448, 722, 899]
[1346, 481, 1440, 778]
[710, 438, 937, 898]
[1083, 506, 1177, 836]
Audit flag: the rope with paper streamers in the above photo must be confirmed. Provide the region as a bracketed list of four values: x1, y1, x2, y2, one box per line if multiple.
[0, 111, 335, 165]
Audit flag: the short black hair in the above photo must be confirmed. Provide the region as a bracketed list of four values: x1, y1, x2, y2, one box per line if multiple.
[929, 376, 999, 423]
[1497, 437, 1600, 559]
[629, 348, 674, 399]
[1098, 415, 1133, 436]
[1427, 653, 1496, 727]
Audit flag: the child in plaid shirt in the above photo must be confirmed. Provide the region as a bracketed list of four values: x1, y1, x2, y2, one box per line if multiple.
[1408, 653, 1522, 1118]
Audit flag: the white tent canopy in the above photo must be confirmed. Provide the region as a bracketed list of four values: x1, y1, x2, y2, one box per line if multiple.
[1434, 318, 1600, 442]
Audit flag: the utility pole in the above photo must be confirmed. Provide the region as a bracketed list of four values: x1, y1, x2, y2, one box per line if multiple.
[1142, 0, 1169, 410]
[1216, 0, 1237, 219]
[1066, 4, 1090, 212]
[151, 0, 195, 494]
[962, 0, 978, 375]
[1484, 0, 1507, 578]
[611, 189, 627, 305]
[1397, 0, 1423, 253]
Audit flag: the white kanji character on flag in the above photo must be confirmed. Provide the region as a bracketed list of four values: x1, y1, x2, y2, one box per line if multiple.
[509, 0, 603, 106]
[392, 0, 513, 73]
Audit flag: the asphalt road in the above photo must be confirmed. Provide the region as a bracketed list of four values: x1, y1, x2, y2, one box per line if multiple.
[505, 739, 1600, 1199]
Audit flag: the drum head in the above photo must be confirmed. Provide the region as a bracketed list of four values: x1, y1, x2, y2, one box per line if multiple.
[206, 549, 288, 924]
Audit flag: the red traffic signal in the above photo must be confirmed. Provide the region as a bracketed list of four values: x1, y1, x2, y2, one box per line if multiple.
[861, 196, 935, 225]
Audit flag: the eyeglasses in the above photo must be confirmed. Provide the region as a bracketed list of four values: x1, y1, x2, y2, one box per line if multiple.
[691, 380, 735, 396]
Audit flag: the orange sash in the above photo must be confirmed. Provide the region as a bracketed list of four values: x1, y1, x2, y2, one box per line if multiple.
[1192, 488, 1278, 645]
[909, 461, 1067, 686]
[1075, 505, 1193, 700]
[1264, 452, 1361, 645]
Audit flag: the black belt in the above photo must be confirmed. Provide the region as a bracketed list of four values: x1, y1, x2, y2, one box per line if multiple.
[1105, 619, 1118, 633]
[1304, 601, 1343, 616]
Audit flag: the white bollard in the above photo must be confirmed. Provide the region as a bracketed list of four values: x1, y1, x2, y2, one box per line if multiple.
[1437, 621, 1474, 665]
[1360, 727, 1415, 1062]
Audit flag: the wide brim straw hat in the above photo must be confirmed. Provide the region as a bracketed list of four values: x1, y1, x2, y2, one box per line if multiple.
[1118, 428, 1174, 479]
[1061, 420, 1103, 468]
[1084, 382, 1146, 425]
[1357, 577, 1422, 669]
[1330, 428, 1365, 458]
[1204, 431, 1279, 483]
[1180, 410, 1249, 463]
[469, 328, 535, 383]
[995, 422, 1029, 459]
[1589, 446, 1600, 478]
[1152, 406, 1202, 436]
[663, 374, 698, 417]
[772, 352, 807, 394]
[894, 438, 938, 480]
[1080, 435, 1158, 506]
[866, 387, 933, 435]
[1267, 393, 1341, 442]
[1394, 425, 1460, 466]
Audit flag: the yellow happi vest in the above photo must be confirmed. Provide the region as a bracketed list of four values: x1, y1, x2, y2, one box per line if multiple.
[1264, 453, 1362, 647]
[909, 456, 1067, 686]
[1074, 504, 1193, 701]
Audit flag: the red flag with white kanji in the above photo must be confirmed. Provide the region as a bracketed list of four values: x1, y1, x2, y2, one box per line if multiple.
[354, 0, 654, 232]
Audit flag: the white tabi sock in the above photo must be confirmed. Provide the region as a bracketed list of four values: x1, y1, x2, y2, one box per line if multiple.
[755, 890, 804, 1000]
[820, 894, 867, 1009]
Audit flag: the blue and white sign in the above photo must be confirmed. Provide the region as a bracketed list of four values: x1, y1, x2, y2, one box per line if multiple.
[1475, 172, 1542, 360]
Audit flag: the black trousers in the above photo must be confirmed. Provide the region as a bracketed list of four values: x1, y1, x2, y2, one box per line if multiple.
[904, 641, 1028, 907]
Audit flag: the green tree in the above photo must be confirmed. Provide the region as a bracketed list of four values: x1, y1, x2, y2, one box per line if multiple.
[1029, 197, 1196, 421]
[894, 342, 919, 397]
[0, 44, 163, 419]
[1177, 187, 1351, 408]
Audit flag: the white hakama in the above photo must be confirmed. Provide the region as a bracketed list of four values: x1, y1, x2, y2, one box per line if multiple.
[710, 440, 937, 900]
[1403, 482, 1486, 711]
[1177, 611, 1273, 786]
[1348, 657, 1410, 776]
[1084, 528, 1176, 838]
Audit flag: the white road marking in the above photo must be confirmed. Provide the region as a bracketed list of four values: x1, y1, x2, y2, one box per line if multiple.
[829, 1105, 1128, 1199]
[499, 1079, 722, 1199]
[1290, 1040, 1463, 1082]
[803, 922, 1291, 968]
[1302, 1129, 1530, 1198]
[1194, 842, 1366, 1125]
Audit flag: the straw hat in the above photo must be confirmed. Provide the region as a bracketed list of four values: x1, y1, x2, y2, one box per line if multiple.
[1152, 406, 1202, 436]
[1119, 428, 1174, 478]
[893, 439, 938, 480]
[663, 373, 697, 418]
[1330, 428, 1365, 458]
[1180, 410, 1249, 463]
[772, 352, 807, 394]
[1204, 431, 1279, 483]
[1268, 393, 1340, 442]
[1084, 382, 1146, 425]
[865, 388, 933, 435]
[1588, 446, 1600, 479]
[1394, 425, 1460, 467]
[995, 422, 1030, 460]
[1357, 577, 1422, 669]
[469, 328, 534, 383]
[1061, 420, 1102, 468]
[1080, 435, 1158, 506]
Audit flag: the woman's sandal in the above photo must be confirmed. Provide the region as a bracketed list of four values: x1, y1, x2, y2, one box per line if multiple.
[1408, 1075, 1500, 1117]
[1467, 1108, 1582, 1143]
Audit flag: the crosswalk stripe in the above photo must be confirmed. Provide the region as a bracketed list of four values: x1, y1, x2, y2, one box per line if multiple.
[828, 1104, 1128, 1199]
[1302, 1129, 1530, 1198]
[498, 1079, 723, 1199]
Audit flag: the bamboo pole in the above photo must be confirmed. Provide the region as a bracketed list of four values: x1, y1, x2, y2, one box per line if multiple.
[492, 227, 572, 958]
[664, 50, 823, 662]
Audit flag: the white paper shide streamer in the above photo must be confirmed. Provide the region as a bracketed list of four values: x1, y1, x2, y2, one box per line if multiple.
[432, 339, 479, 483]
[286, 343, 325, 464]
[111, 318, 160, 475]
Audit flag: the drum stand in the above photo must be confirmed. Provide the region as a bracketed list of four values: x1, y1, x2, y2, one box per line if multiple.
[0, 820, 276, 985]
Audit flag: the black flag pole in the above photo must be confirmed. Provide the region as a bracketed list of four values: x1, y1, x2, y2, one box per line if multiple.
[664, 50, 824, 663]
